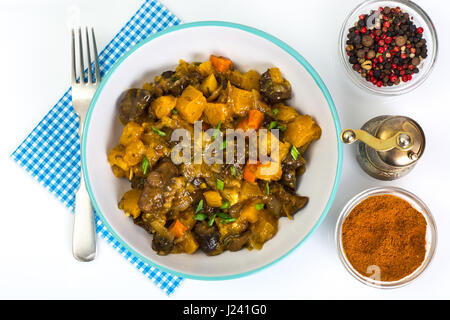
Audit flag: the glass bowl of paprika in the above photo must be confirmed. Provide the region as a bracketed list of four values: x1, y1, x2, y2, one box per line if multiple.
[335, 187, 437, 288]
[339, 0, 438, 95]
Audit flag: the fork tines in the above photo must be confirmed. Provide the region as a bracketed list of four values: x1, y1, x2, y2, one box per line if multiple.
[71, 27, 101, 85]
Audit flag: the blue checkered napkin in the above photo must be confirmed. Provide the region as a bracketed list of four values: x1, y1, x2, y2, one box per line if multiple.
[11, 0, 182, 295]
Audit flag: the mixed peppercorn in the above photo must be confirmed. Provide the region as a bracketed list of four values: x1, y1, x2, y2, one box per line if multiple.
[345, 6, 428, 87]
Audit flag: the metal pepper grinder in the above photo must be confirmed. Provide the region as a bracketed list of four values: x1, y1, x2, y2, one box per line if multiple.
[341, 115, 425, 181]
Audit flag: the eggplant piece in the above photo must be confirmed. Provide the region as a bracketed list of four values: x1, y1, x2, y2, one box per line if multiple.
[138, 158, 179, 213]
[265, 195, 282, 218]
[130, 176, 146, 190]
[270, 183, 308, 217]
[281, 153, 306, 190]
[118, 88, 153, 124]
[282, 153, 306, 169]
[161, 70, 175, 79]
[193, 222, 221, 255]
[155, 71, 204, 96]
[223, 231, 251, 252]
[259, 68, 292, 104]
[152, 233, 174, 255]
[281, 168, 297, 190]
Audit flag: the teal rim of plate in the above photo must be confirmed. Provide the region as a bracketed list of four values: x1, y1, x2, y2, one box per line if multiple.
[81, 21, 343, 281]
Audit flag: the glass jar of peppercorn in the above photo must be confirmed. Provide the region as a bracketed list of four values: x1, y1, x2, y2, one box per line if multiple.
[339, 0, 438, 95]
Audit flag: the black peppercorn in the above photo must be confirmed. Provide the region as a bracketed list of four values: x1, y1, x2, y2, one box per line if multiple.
[345, 6, 428, 87]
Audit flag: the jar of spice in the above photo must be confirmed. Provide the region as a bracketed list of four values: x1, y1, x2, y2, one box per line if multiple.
[335, 187, 436, 288]
[339, 0, 438, 95]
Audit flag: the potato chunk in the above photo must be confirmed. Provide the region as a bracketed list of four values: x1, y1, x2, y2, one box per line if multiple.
[255, 161, 282, 181]
[203, 102, 230, 126]
[239, 182, 263, 202]
[118, 189, 143, 219]
[151, 95, 177, 119]
[123, 140, 146, 166]
[201, 74, 218, 96]
[227, 85, 254, 117]
[197, 60, 215, 76]
[284, 115, 321, 148]
[230, 69, 261, 91]
[239, 201, 260, 223]
[175, 85, 206, 123]
[108, 145, 129, 172]
[274, 104, 299, 123]
[203, 191, 223, 207]
[119, 122, 144, 146]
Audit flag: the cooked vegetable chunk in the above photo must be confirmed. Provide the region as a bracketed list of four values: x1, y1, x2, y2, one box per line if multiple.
[203, 102, 230, 126]
[194, 222, 221, 255]
[123, 140, 146, 166]
[175, 85, 206, 123]
[210, 55, 232, 73]
[198, 60, 215, 76]
[274, 104, 299, 123]
[151, 95, 177, 119]
[118, 88, 153, 124]
[259, 68, 292, 104]
[201, 74, 218, 96]
[108, 145, 129, 172]
[248, 210, 278, 249]
[230, 69, 261, 91]
[254, 161, 282, 181]
[284, 115, 322, 147]
[204, 191, 223, 207]
[227, 85, 254, 117]
[118, 189, 143, 219]
[119, 122, 144, 146]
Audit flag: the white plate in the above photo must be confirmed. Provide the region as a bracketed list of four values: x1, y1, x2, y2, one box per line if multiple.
[82, 21, 343, 280]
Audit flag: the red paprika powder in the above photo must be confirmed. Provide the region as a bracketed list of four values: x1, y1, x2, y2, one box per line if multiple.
[342, 194, 427, 281]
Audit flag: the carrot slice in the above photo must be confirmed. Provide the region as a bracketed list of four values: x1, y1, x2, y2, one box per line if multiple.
[169, 219, 187, 238]
[210, 55, 232, 73]
[243, 161, 260, 184]
[247, 110, 264, 130]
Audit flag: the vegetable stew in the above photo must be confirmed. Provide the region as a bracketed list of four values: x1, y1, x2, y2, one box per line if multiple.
[108, 55, 321, 255]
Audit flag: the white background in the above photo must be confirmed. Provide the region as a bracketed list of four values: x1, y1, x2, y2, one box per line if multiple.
[1, 0, 449, 299]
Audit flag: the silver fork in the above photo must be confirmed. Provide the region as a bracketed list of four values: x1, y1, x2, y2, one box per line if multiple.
[71, 27, 101, 262]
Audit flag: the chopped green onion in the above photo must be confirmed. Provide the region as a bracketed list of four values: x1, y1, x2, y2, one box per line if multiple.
[265, 182, 270, 195]
[268, 121, 278, 130]
[141, 155, 149, 175]
[255, 203, 264, 210]
[194, 213, 207, 221]
[208, 214, 216, 227]
[230, 165, 237, 177]
[216, 178, 224, 191]
[171, 109, 178, 114]
[212, 121, 222, 139]
[277, 124, 287, 131]
[220, 201, 230, 209]
[151, 126, 166, 137]
[195, 200, 203, 214]
[273, 108, 279, 116]
[216, 212, 231, 219]
[221, 217, 237, 224]
[220, 140, 227, 150]
[290, 145, 299, 160]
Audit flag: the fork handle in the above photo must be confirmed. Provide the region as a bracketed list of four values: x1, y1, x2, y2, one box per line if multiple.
[72, 169, 97, 261]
